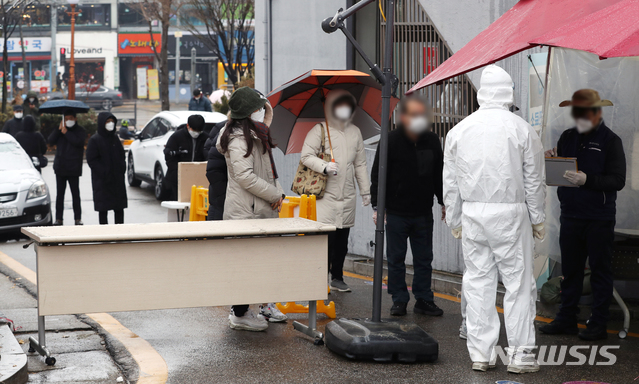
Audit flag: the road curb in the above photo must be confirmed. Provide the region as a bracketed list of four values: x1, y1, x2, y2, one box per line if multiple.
[0, 323, 28, 384]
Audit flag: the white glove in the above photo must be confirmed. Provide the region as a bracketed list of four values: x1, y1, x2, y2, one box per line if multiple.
[325, 162, 338, 174]
[564, 170, 587, 186]
[532, 223, 546, 240]
[362, 194, 371, 206]
[451, 226, 462, 239]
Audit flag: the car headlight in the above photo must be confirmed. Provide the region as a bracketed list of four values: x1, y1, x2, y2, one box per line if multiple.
[27, 180, 47, 200]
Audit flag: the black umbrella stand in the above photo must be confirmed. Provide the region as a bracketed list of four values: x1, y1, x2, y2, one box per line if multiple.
[320, 0, 438, 363]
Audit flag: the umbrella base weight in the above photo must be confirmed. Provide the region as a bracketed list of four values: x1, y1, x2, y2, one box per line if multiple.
[325, 318, 438, 363]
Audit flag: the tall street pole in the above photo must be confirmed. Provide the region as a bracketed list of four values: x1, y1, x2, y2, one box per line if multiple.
[174, 20, 181, 104]
[51, 2, 57, 91]
[190, 47, 196, 94]
[67, 0, 79, 100]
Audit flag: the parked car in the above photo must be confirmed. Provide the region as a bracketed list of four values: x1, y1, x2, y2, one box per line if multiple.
[127, 111, 226, 200]
[43, 84, 124, 110]
[0, 133, 52, 234]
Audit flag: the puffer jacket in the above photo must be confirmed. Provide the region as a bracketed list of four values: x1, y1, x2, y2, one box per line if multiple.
[216, 115, 284, 221]
[300, 89, 370, 228]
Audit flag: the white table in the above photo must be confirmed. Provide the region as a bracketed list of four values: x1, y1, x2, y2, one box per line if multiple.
[160, 201, 191, 222]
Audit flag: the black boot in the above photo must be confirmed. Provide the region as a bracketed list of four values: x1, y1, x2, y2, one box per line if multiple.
[414, 299, 443, 316]
[390, 302, 407, 316]
[539, 320, 579, 335]
[579, 323, 608, 341]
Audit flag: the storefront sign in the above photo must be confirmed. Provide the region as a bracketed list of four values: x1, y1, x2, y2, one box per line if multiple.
[167, 34, 215, 56]
[113, 58, 120, 88]
[528, 52, 548, 134]
[137, 67, 148, 99]
[147, 69, 159, 100]
[119, 33, 162, 55]
[0, 37, 52, 53]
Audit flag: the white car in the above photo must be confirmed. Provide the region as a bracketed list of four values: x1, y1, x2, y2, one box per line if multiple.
[0, 133, 52, 234]
[127, 111, 226, 200]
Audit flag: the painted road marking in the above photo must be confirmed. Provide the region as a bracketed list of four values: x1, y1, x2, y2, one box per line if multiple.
[343, 270, 639, 339]
[0, 251, 168, 383]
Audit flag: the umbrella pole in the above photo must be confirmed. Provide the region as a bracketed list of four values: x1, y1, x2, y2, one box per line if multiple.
[322, 104, 337, 174]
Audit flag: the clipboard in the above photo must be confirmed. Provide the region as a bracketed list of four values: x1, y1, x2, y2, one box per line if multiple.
[545, 157, 578, 187]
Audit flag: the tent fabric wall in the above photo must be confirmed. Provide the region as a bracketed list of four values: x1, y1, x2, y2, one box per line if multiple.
[541, 47, 639, 261]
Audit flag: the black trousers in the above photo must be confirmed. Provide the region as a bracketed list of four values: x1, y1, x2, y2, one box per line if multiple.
[328, 228, 350, 281]
[556, 216, 615, 327]
[55, 175, 81, 221]
[232, 305, 250, 317]
[99, 210, 124, 225]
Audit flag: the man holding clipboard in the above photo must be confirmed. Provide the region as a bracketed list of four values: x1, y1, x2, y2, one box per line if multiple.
[540, 89, 626, 341]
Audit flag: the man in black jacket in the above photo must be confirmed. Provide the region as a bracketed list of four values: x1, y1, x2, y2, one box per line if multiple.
[371, 95, 445, 317]
[540, 89, 626, 341]
[48, 109, 87, 225]
[15, 115, 47, 172]
[163, 114, 209, 200]
[203, 120, 227, 220]
[2, 105, 24, 137]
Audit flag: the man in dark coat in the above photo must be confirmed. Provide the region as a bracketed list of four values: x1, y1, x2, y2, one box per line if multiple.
[163, 114, 209, 200]
[540, 89, 626, 341]
[86, 112, 128, 224]
[2, 105, 24, 137]
[188, 89, 212, 112]
[371, 95, 445, 317]
[48, 109, 87, 225]
[15, 115, 47, 172]
[203, 120, 227, 220]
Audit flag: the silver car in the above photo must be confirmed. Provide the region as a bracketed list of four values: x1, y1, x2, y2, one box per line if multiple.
[0, 133, 52, 234]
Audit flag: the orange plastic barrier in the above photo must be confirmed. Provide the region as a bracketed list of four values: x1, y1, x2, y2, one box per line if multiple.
[188, 185, 209, 222]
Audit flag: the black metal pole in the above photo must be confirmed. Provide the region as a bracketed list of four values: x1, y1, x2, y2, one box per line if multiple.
[371, 0, 394, 323]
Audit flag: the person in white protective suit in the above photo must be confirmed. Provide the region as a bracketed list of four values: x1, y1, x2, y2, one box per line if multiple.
[443, 65, 546, 374]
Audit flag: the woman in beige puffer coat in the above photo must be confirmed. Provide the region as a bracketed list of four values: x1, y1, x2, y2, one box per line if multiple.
[300, 89, 371, 292]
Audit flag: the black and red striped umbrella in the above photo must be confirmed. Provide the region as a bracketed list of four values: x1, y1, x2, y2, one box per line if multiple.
[267, 69, 399, 154]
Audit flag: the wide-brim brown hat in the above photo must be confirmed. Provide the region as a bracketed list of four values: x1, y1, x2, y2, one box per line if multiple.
[559, 89, 613, 108]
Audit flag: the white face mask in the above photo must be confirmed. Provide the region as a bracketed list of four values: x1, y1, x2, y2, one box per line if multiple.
[189, 129, 201, 139]
[575, 118, 594, 134]
[251, 108, 266, 124]
[105, 122, 115, 131]
[14, 112, 23, 119]
[334, 105, 352, 121]
[407, 116, 429, 134]
[65, 119, 76, 128]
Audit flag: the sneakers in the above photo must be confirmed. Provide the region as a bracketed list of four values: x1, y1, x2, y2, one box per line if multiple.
[53, 220, 63, 226]
[507, 353, 540, 374]
[229, 309, 268, 331]
[414, 299, 443, 316]
[539, 320, 579, 335]
[459, 318, 467, 340]
[330, 279, 352, 292]
[260, 303, 288, 323]
[390, 302, 407, 316]
[578, 323, 608, 341]
[471, 362, 495, 372]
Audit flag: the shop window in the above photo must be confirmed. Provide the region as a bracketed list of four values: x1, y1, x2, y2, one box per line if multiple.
[58, 4, 111, 28]
[21, 4, 51, 28]
[118, 3, 147, 26]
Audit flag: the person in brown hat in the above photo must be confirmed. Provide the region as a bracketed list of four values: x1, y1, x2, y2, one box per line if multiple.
[540, 89, 626, 341]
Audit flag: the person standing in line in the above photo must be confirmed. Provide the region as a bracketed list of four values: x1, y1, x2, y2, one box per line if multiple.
[539, 89, 626, 341]
[23, 90, 41, 128]
[189, 89, 213, 112]
[217, 87, 288, 331]
[15, 115, 47, 173]
[2, 105, 25, 137]
[300, 89, 371, 293]
[370, 95, 445, 317]
[204, 120, 228, 221]
[443, 65, 545, 374]
[86, 112, 128, 224]
[48, 109, 87, 226]
[163, 114, 209, 201]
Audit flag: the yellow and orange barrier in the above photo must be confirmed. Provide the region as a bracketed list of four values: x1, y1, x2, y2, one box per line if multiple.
[189, 185, 209, 222]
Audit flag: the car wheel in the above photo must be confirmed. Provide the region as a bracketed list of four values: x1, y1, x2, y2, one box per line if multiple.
[102, 98, 113, 111]
[154, 165, 167, 201]
[127, 154, 142, 187]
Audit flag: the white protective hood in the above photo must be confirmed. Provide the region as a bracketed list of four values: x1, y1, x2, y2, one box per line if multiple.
[476, 65, 515, 110]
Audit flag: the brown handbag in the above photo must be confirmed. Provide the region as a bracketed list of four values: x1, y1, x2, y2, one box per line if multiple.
[291, 123, 332, 198]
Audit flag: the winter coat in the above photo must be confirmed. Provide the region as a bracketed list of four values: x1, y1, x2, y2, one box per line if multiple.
[371, 125, 443, 217]
[204, 121, 228, 220]
[300, 89, 370, 228]
[188, 97, 213, 112]
[163, 127, 209, 192]
[86, 112, 128, 212]
[23, 91, 40, 128]
[2, 117, 23, 137]
[216, 120, 284, 220]
[556, 121, 626, 221]
[48, 122, 87, 177]
[15, 116, 47, 170]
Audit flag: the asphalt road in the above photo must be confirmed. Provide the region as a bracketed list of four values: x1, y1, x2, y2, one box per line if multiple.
[1, 161, 638, 383]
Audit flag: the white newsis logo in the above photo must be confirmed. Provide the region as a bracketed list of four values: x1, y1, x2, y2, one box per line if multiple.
[493, 345, 620, 366]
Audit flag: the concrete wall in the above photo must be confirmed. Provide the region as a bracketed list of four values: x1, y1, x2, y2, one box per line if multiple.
[255, 0, 348, 94]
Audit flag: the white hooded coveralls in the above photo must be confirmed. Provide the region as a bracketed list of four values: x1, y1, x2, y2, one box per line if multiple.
[443, 65, 546, 363]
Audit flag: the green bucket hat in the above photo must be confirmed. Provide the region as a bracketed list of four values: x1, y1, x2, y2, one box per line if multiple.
[229, 87, 267, 120]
